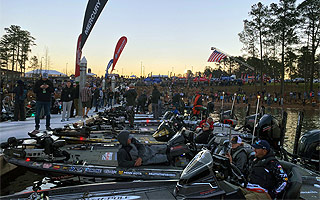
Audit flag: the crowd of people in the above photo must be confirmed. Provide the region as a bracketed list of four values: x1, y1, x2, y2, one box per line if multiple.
[1, 75, 319, 126]
[1, 74, 315, 199]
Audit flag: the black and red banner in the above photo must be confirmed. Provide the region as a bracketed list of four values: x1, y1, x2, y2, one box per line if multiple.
[111, 36, 127, 73]
[75, 34, 82, 77]
[80, 0, 109, 49]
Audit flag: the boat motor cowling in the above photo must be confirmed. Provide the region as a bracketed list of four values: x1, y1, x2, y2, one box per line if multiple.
[153, 123, 175, 142]
[255, 114, 281, 151]
[244, 114, 260, 133]
[297, 130, 320, 164]
[174, 150, 245, 199]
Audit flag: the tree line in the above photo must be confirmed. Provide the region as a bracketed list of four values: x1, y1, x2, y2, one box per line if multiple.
[203, 0, 319, 96]
[0, 25, 36, 75]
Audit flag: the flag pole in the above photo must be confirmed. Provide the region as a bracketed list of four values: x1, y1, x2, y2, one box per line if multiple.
[211, 47, 255, 71]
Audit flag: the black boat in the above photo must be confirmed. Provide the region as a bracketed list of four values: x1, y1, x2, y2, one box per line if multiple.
[2, 149, 319, 200]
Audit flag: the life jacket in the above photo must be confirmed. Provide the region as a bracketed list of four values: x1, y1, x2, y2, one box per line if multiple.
[248, 153, 277, 192]
[192, 94, 202, 115]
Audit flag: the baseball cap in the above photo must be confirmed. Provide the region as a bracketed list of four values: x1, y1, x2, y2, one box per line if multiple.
[231, 136, 242, 144]
[252, 140, 270, 151]
[42, 72, 49, 79]
[203, 122, 210, 128]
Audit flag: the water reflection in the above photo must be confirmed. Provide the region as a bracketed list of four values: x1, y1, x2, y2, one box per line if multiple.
[213, 106, 319, 152]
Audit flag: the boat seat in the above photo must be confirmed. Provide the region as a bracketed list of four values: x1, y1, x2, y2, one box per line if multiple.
[279, 161, 302, 200]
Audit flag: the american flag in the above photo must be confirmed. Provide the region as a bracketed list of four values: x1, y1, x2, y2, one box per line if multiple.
[207, 50, 227, 62]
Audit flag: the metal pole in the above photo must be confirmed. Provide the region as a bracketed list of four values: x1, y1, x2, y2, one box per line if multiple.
[231, 93, 236, 117]
[111, 76, 115, 107]
[79, 57, 87, 117]
[293, 112, 304, 155]
[251, 95, 260, 144]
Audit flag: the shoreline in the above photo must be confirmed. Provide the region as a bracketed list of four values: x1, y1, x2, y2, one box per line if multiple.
[211, 101, 320, 110]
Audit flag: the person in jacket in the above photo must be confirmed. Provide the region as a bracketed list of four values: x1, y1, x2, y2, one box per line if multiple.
[81, 82, 92, 118]
[137, 90, 147, 114]
[226, 136, 247, 174]
[196, 117, 214, 130]
[194, 122, 212, 144]
[151, 85, 161, 119]
[242, 140, 288, 200]
[33, 73, 54, 130]
[192, 92, 203, 116]
[123, 84, 137, 127]
[92, 85, 100, 112]
[117, 131, 168, 167]
[13, 80, 27, 121]
[61, 80, 74, 122]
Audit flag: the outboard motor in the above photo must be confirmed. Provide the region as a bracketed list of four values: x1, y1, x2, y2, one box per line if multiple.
[174, 150, 245, 199]
[296, 130, 320, 170]
[153, 122, 176, 142]
[244, 114, 260, 133]
[167, 128, 195, 166]
[220, 110, 232, 121]
[255, 114, 281, 151]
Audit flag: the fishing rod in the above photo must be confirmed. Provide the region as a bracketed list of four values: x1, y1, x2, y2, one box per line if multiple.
[251, 95, 261, 144]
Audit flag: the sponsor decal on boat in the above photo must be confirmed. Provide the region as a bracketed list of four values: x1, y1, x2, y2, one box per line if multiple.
[103, 169, 117, 174]
[123, 171, 142, 176]
[102, 152, 113, 160]
[200, 188, 216, 195]
[85, 168, 102, 173]
[32, 162, 42, 167]
[69, 166, 83, 172]
[43, 163, 52, 169]
[53, 165, 61, 169]
[148, 172, 176, 177]
[86, 196, 140, 200]
[62, 166, 68, 170]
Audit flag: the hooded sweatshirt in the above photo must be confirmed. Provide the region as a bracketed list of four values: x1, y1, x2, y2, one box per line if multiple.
[117, 131, 145, 167]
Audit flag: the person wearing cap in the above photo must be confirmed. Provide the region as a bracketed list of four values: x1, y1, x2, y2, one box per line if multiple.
[194, 122, 213, 144]
[33, 72, 54, 130]
[117, 131, 168, 167]
[60, 80, 74, 122]
[225, 136, 247, 174]
[242, 140, 288, 200]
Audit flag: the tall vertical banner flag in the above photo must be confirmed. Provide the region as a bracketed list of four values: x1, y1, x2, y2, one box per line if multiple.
[105, 59, 113, 78]
[80, 0, 109, 49]
[207, 50, 227, 62]
[75, 34, 82, 77]
[111, 36, 127, 73]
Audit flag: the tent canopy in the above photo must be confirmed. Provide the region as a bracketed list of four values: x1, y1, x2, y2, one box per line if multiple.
[25, 69, 67, 77]
[144, 77, 152, 82]
[193, 77, 209, 82]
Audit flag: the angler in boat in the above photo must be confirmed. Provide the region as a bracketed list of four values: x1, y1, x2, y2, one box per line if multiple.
[243, 140, 288, 199]
[226, 135, 248, 175]
[117, 130, 168, 167]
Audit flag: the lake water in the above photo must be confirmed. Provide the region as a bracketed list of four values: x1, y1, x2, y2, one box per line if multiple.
[213, 106, 320, 152]
[1, 106, 319, 196]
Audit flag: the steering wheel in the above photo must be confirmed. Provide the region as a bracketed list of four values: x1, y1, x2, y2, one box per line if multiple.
[230, 163, 247, 187]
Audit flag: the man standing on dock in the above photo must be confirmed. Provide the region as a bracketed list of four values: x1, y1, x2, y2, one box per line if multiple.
[33, 72, 54, 131]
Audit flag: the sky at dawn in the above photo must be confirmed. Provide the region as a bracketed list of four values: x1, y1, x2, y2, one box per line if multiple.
[0, 0, 296, 77]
